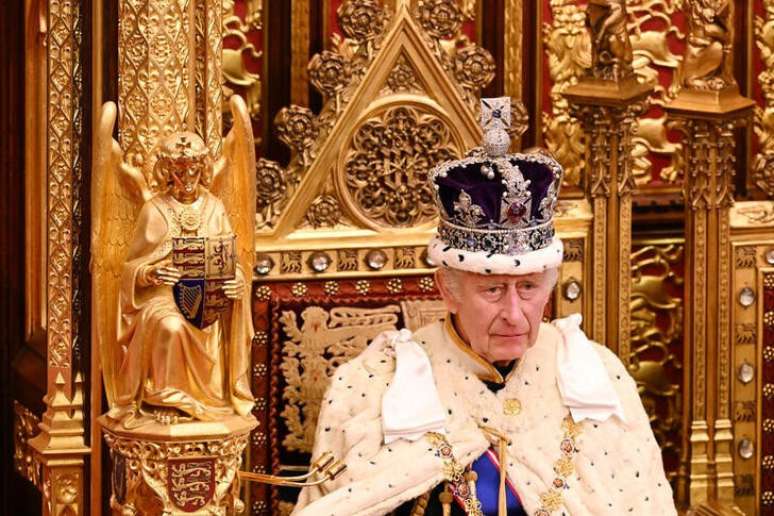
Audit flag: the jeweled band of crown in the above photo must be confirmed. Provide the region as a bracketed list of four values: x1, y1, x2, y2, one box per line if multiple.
[437, 219, 556, 257]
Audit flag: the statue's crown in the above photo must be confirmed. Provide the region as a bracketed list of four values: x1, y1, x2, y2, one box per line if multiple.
[157, 132, 209, 163]
[429, 97, 563, 257]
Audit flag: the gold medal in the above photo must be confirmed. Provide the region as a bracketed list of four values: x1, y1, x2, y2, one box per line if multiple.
[179, 206, 201, 232]
[503, 398, 521, 416]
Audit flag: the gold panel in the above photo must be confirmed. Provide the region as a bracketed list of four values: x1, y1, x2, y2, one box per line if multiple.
[279, 305, 401, 452]
[223, 0, 263, 121]
[730, 201, 774, 515]
[25, 0, 47, 341]
[47, 0, 82, 374]
[541, 1, 590, 191]
[256, 1, 488, 247]
[118, 0, 196, 182]
[754, 1, 774, 197]
[629, 240, 685, 494]
[13, 401, 41, 488]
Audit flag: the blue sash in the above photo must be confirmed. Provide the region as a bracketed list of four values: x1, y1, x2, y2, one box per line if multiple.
[454, 448, 525, 516]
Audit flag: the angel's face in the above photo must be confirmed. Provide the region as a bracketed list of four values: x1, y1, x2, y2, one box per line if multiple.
[170, 160, 204, 203]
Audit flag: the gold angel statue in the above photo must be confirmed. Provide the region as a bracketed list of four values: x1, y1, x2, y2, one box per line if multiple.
[92, 96, 256, 426]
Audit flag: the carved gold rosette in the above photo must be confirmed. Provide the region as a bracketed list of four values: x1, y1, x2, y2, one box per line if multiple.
[101, 416, 256, 515]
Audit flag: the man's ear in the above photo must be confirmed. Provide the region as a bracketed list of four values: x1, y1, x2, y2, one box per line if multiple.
[434, 269, 460, 314]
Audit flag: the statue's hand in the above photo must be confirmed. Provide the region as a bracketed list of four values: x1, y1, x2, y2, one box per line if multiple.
[153, 263, 183, 286]
[222, 277, 245, 300]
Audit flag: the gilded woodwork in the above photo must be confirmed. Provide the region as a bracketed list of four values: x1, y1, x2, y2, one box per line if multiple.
[542, 1, 590, 190]
[678, 1, 735, 91]
[504, 0, 523, 111]
[194, 0, 224, 158]
[564, 16, 652, 355]
[629, 241, 685, 492]
[291, 0, 311, 106]
[33, 0, 91, 512]
[255, 0, 489, 251]
[223, 0, 263, 121]
[25, 0, 48, 341]
[101, 417, 253, 514]
[754, 2, 774, 197]
[47, 0, 82, 374]
[729, 204, 774, 514]
[666, 16, 754, 500]
[13, 401, 41, 488]
[118, 0, 195, 182]
[340, 104, 461, 228]
[279, 305, 401, 452]
[627, 0, 685, 187]
[29, 374, 89, 516]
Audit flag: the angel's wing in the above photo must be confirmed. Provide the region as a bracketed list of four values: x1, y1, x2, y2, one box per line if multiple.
[213, 95, 257, 282]
[91, 101, 148, 407]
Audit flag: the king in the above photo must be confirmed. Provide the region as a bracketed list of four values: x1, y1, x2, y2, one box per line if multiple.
[293, 98, 677, 515]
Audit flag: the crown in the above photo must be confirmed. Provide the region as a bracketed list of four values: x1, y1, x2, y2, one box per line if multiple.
[429, 97, 563, 261]
[157, 132, 210, 164]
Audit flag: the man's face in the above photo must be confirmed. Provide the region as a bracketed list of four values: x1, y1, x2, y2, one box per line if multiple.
[437, 269, 555, 364]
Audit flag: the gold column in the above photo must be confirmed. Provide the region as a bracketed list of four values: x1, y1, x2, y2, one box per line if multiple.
[30, 0, 90, 513]
[118, 0, 197, 179]
[195, 0, 224, 157]
[563, 1, 652, 354]
[665, 1, 754, 509]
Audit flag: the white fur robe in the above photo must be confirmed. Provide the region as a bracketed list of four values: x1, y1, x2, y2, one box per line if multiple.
[293, 319, 676, 516]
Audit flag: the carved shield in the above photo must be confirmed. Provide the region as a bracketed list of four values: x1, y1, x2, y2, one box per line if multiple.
[167, 457, 216, 512]
[172, 236, 236, 329]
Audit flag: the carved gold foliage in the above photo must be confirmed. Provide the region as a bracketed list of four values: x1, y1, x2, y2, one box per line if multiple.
[257, 0, 485, 235]
[119, 0, 194, 183]
[48, 0, 83, 370]
[683, 119, 737, 210]
[13, 401, 40, 487]
[103, 426, 250, 515]
[223, 0, 262, 122]
[310, 50, 353, 100]
[305, 194, 342, 228]
[627, 0, 685, 185]
[400, 299, 446, 331]
[195, 0, 223, 158]
[754, 1, 774, 196]
[542, 1, 591, 189]
[279, 306, 400, 452]
[629, 243, 684, 479]
[256, 159, 298, 230]
[382, 53, 425, 95]
[342, 105, 460, 227]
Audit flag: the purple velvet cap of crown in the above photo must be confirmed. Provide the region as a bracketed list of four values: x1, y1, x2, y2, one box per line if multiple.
[435, 156, 558, 226]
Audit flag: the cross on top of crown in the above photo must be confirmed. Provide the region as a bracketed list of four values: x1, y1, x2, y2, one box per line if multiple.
[480, 97, 512, 132]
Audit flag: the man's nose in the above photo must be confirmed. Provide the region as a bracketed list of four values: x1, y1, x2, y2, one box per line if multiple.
[499, 288, 528, 327]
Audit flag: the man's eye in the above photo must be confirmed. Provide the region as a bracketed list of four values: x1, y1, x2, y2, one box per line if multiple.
[486, 286, 502, 295]
[519, 282, 536, 291]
